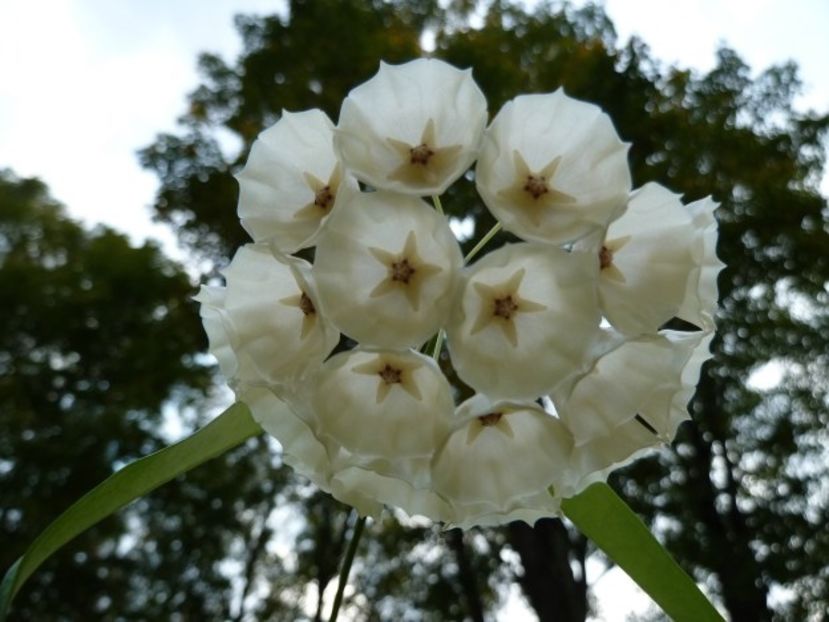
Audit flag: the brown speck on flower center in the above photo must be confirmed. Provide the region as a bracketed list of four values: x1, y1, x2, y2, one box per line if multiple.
[379, 364, 403, 385]
[479, 412, 503, 426]
[299, 292, 316, 316]
[523, 175, 548, 199]
[314, 185, 334, 211]
[599, 245, 614, 270]
[410, 143, 434, 166]
[493, 295, 519, 320]
[391, 258, 416, 284]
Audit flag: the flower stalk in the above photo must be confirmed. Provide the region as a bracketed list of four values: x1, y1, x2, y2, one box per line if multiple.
[328, 514, 367, 622]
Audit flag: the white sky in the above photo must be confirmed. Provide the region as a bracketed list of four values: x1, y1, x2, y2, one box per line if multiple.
[0, 1, 824, 620]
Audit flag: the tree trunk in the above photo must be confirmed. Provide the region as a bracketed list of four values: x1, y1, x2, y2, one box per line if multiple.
[508, 518, 587, 622]
[688, 376, 772, 622]
[446, 528, 486, 622]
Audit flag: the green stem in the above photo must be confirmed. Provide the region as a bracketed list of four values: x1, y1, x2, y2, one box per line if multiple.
[464, 222, 502, 264]
[431, 194, 444, 215]
[328, 514, 367, 622]
[431, 329, 445, 361]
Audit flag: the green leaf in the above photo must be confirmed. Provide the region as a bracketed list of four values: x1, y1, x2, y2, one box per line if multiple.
[562, 483, 724, 622]
[0, 402, 261, 622]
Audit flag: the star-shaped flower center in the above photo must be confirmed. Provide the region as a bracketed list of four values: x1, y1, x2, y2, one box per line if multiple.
[598, 235, 631, 283]
[466, 411, 516, 444]
[493, 295, 519, 320]
[386, 118, 463, 188]
[409, 143, 435, 166]
[352, 353, 424, 403]
[479, 412, 503, 426]
[469, 267, 547, 347]
[497, 150, 578, 226]
[599, 245, 614, 269]
[279, 290, 318, 339]
[368, 231, 442, 311]
[390, 258, 416, 284]
[294, 163, 343, 221]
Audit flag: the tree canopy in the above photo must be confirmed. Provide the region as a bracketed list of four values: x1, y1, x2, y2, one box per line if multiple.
[141, 1, 829, 619]
[4, 0, 828, 619]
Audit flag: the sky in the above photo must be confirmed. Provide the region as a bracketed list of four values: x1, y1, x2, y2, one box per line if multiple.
[1, 1, 826, 620]
[1, 0, 827, 263]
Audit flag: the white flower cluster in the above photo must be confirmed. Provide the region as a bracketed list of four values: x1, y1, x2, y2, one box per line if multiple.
[197, 59, 723, 528]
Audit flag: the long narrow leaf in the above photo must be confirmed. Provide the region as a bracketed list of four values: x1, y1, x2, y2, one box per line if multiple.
[0, 402, 261, 621]
[562, 482, 723, 621]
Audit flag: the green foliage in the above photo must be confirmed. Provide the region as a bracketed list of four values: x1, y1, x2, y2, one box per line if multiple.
[561, 484, 723, 622]
[139, 1, 829, 619]
[5, 0, 828, 619]
[0, 171, 292, 620]
[0, 402, 261, 621]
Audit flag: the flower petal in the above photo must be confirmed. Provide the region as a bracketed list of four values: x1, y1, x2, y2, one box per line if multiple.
[335, 59, 487, 195]
[446, 242, 601, 400]
[677, 196, 724, 331]
[313, 191, 462, 349]
[330, 466, 452, 521]
[476, 91, 631, 244]
[240, 385, 332, 492]
[221, 244, 339, 388]
[237, 109, 358, 252]
[592, 183, 723, 335]
[308, 348, 454, 484]
[432, 395, 572, 527]
[193, 285, 244, 383]
[555, 329, 714, 449]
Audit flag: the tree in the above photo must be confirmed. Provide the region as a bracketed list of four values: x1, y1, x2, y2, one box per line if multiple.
[140, 1, 829, 619]
[0, 170, 296, 620]
[7, 0, 825, 619]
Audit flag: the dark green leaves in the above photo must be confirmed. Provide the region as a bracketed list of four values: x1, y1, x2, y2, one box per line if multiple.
[0, 403, 261, 622]
[563, 483, 724, 622]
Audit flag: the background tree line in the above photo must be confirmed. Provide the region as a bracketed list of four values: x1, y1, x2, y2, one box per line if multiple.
[2, 1, 827, 619]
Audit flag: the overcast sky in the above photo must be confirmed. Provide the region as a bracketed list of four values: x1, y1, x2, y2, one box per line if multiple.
[0, 2, 825, 619]
[1, 0, 826, 263]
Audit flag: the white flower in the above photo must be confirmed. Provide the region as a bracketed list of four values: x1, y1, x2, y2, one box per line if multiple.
[564, 417, 660, 496]
[240, 385, 333, 493]
[312, 191, 462, 349]
[432, 394, 573, 528]
[677, 196, 723, 331]
[308, 348, 454, 484]
[446, 242, 601, 400]
[334, 59, 488, 195]
[213, 244, 339, 389]
[194, 285, 254, 385]
[237, 109, 359, 253]
[590, 183, 724, 334]
[476, 90, 631, 245]
[329, 466, 453, 521]
[197, 59, 724, 529]
[554, 329, 714, 466]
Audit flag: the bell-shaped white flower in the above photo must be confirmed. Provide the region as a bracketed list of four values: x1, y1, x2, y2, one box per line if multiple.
[237, 109, 359, 253]
[309, 348, 454, 484]
[220, 244, 339, 388]
[476, 90, 631, 244]
[334, 58, 487, 196]
[432, 394, 573, 528]
[313, 191, 462, 349]
[329, 466, 453, 521]
[446, 242, 601, 400]
[677, 196, 723, 331]
[194, 285, 252, 385]
[590, 183, 724, 334]
[563, 416, 659, 497]
[240, 385, 333, 493]
[554, 329, 714, 451]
